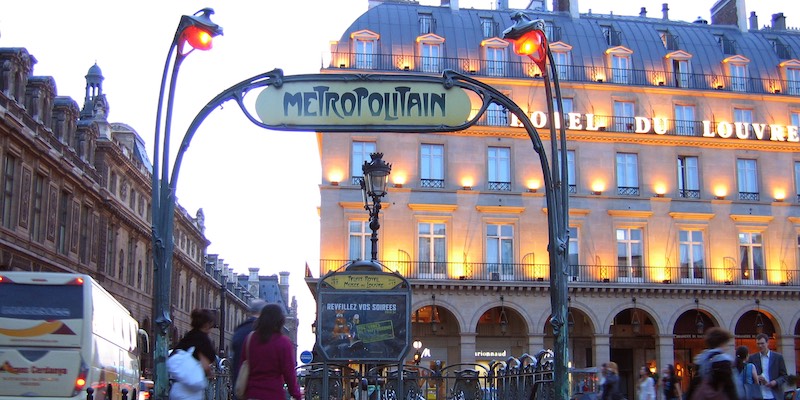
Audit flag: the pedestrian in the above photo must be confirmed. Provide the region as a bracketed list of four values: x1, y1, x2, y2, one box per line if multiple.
[240, 303, 303, 400]
[748, 333, 788, 400]
[637, 366, 655, 400]
[689, 353, 739, 400]
[601, 361, 624, 400]
[660, 364, 682, 400]
[170, 308, 217, 400]
[687, 327, 741, 400]
[231, 299, 267, 396]
[736, 345, 762, 399]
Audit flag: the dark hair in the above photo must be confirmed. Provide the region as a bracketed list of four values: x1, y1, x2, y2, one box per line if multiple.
[735, 346, 749, 371]
[709, 358, 739, 400]
[755, 333, 769, 343]
[704, 327, 732, 349]
[190, 308, 216, 330]
[664, 364, 678, 385]
[254, 303, 285, 342]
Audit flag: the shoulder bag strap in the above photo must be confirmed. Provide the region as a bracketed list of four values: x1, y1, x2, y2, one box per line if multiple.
[244, 332, 253, 362]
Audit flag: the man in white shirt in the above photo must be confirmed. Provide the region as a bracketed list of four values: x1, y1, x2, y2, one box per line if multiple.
[748, 333, 788, 400]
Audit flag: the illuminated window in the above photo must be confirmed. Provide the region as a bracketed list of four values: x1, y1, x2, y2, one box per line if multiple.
[348, 220, 369, 261]
[739, 232, 765, 281]
[613, 100, 635, 132]
[786, 67, 800, 95]
[552, 50, 571, 80]
[616, 153, 639, 196]
[611, 54, 630, 84]
[1, 154, 16, 228]
[677, 156, 700, 198]
[616, 228, 643, 278]
[674, 104, 695, 135]
[420, 144, 444, 188]
[736, 159, 759, 200]
[729, 63, 747, 92]
[421, 42, 440, 73]
[679, 230, 705, 280]
[485, 46, 505, 76]
[355, 39, 375, 69]
[487, 146, 511, 191]
[486, 224, 514, 279]
[418, 222, 446, 279]
[351, 141, 376, 184]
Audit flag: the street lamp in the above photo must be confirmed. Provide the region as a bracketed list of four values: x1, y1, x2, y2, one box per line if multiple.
[360, 153, 392, 261]
[412, 340, 423, 365]
[150, 8, 222, 400]
[504, 11, 570, 399]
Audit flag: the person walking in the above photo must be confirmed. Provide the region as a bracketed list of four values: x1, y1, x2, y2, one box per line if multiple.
[637, 366, 655, 400]
[601, 361, 623, 400]
[231, 299, 267, 396]
[689, 353, 740, 400]
[660, 364, 682, 400]
[736, 346, 762, 400]
[240, 303, 303, 400]
[170, 308, 217, 400]
[748, 333, 788, 400]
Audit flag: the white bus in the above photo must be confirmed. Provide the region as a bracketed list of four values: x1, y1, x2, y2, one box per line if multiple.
[0, 272, 148, 400]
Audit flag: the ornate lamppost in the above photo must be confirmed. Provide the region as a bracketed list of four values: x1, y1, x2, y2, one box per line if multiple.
[150, 8, 222, 399]
[359, 153, 392, 261]
[503, 12, 571, 399]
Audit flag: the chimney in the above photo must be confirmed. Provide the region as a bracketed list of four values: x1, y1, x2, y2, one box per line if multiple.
[749, 11, 758, 30]
[640, 7, 647, 18]
[662, 3, 669, 20]
[497, 0, 508, 10]
[553, 0, 579, 18]
[710, 0, 747, 32]
[441, 0, 459, 10]
[772, 13, 786, 30]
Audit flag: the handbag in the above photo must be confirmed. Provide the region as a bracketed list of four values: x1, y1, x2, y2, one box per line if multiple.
[742, 363, 762, 400]
[235, 332, 254, 399]
[167, 346, 207, 391]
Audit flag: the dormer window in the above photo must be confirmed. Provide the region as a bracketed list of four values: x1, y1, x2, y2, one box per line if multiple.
[601, 25, 621, 46]
[351, 30, 380, 70]
[770, 39, 792, 59]
[659, 30, 680, 51]
[665, 50, 692, 88]
[779, 59, 800, 95]
[419, 13, 435, 35]
[544, 22, 561, 42]
[417, 34, 444, 73]
[716, 35, 737, 55]
[481, 38, 510, 76]
[606, 46, 634, 84]
[723, 55, 750, 92]
[480, 17, 495, 38]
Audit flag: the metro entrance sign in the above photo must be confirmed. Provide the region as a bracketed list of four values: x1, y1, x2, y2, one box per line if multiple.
[316, 261, 411, 363]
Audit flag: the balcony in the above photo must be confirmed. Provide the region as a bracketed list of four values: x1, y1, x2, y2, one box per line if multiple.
[326, 52, 798, 96]
[319, 259, 800, 287]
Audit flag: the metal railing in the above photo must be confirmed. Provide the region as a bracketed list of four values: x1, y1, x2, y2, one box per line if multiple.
[319, 259, 800, 287]
[326, 52, 799, 96]
[298, 350, 556, 400]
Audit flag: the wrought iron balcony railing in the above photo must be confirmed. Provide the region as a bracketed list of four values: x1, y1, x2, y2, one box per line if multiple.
[319, 259, 800, 287]
[326, 52, 798, 96]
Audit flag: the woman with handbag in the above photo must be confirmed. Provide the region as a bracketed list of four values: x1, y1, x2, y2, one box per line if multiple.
[736, 346, 762, 400]
[170, 309, 217, 400]
[238, 303, 302, 400]
[660, 365, 682, 400]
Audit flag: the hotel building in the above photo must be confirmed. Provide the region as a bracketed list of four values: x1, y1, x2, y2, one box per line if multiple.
[314, 0, 800, 394]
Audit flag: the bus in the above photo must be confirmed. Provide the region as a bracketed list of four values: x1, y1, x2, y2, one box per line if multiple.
[0, 272, 148, 400]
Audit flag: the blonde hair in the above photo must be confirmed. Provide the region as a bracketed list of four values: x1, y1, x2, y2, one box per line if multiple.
[606, 361, 619, 374]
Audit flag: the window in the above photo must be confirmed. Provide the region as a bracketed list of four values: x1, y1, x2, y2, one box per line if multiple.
[613, 101, 635, 132]
[674, 104, 695, 135]
[616, 153, 639, 196]
[552, 50, 571, 80]
[351, 141, 376, 184]
[566, 150, 576, 194]
[486, 46, 505, 76]
[30, 173, 44, 243]
[418, 222, 446, 279]
[677, 156, 700, 198]
[487, 103, 508, 126]
[786, 67, 800, 95]
[486, 224, 514, 279]
[1, 154, 16, 228]
[736, 159, 759, 200]
[568, 227, 579, 279]
[672, 59, 690, 87]
[616, 228, 643, 278]
[355, 38, 375, 69]
[795, 161, 800, 203]
[554, 97, 574, 129]
[679, 229, 705, 280]
[421, 42, 440, 73]
[487, 147, 511, 191]
[660, 30, 679, 50]
[739, 232, 765, 281]
[792, 111, 800, 127]
[480, 17, 494, 38]
[348, 220, 369, 261]
[420, 144, 444, 188]
[734, 108, 753, 125]
[419, 13, 434, 35]
[79, 205, 89, 264]
[729, 63, 747, 92]
[118, 249, 124, 280]
[601, 26, 620, 46]
[137, 260, 143, 289]
[56, 190, 70, 255]
[611, 54, 630, 84]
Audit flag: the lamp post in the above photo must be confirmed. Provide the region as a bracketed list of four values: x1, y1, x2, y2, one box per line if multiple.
[218, 274, 227, 356]
[150, 8, 222, 399]
[412, 340, 423, 365]
[503, 12, 570, 399]
[360, 153, 392, 261]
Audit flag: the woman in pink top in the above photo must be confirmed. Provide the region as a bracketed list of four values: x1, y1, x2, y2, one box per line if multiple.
[240, 303, 303, 400]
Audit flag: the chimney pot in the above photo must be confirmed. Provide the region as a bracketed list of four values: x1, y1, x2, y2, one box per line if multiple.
[749, 11, 758, 30]
[662, 3, 669, 20]
[772, 12, 786, 30]
[640, 7, 647, 18]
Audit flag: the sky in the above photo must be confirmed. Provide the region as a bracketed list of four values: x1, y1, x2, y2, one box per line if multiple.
[2, 0, 798, 358]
